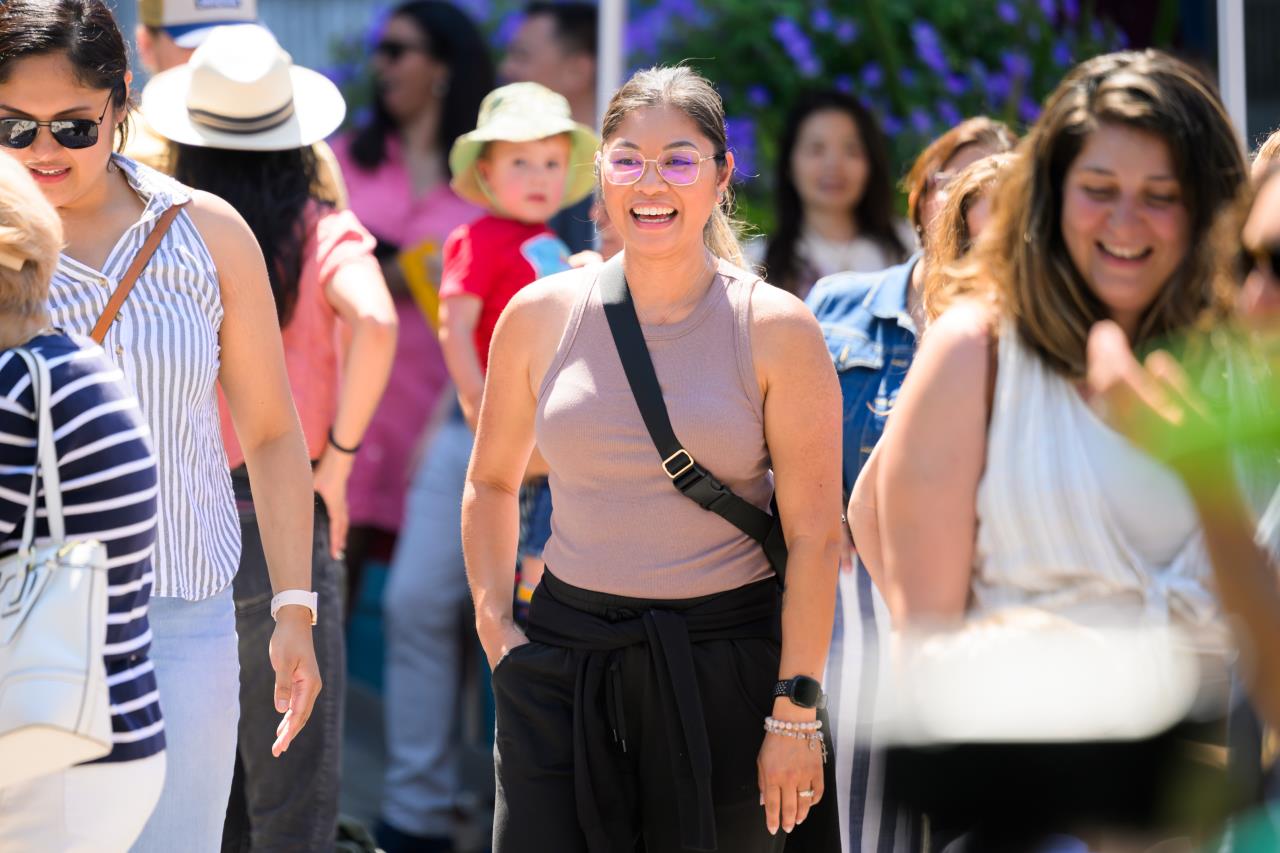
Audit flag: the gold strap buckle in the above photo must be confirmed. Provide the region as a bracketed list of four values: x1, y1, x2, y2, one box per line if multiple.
[662, 449, 695, 479]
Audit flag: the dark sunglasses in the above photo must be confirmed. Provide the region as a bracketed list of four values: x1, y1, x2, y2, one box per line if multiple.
[1237, 242, 1280, 281]
[0, 94, 113, 150]
[373, 39, 428, 63]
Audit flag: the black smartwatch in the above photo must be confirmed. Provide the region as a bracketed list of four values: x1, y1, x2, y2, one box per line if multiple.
[773, 675, 827, 710]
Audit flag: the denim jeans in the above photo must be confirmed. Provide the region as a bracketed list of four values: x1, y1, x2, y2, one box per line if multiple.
[221, 472, 346, 852]
[380, 415, 473, 837]
[130, 587, 239, 853]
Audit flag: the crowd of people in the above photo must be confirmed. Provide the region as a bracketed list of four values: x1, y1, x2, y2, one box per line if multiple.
[0, 0, 1278, 852]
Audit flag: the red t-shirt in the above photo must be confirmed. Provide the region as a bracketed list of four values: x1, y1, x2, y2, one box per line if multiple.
[439, 214, 572, 371]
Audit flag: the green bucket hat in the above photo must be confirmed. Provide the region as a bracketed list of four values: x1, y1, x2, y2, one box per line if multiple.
[449, 82, 600, 210]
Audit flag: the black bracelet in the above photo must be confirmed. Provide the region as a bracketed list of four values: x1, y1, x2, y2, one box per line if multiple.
[328, 427, 361, 455]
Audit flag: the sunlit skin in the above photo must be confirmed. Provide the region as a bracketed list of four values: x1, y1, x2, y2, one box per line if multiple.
[475, 135, 570, 225]
[965, 193, 992, 240]
[598, 104, 733, 267]
[790, 110, 867, 229]
[0, 53, 129, 216]
[0, 51, 322, 757]
[373, 14, 448, 124]
[1239, 173, 1280, 344]
[1061, 123, 1190, 339]
[919, 142, 995, 238]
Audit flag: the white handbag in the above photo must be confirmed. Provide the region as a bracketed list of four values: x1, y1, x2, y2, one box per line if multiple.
[0, 346, 112, 787]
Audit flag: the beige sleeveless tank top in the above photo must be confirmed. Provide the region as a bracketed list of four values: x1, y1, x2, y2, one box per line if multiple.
[535, 258, 775, 599]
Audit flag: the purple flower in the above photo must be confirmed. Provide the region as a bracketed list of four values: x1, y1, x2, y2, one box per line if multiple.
[1019, 95, 1042, 124]
[1052, 39, 1073, 67]
[834, 74, 854, 94]
[909, 107, 933, 135]
[495, 10, 523, 49]
[861, 62, 884, 89]
[916, 40, 949, 74]
[1115, 27, 1130, 48]
[658, 0, 699, 17]
[944, 73, 969, 96]
[1089, 19, 1104, 41]
[746, 85, 771, 108]
[987, 71, 1012, 103]
[1001, 50, 1032, 80]
[1063, 0, 1079, 21]
[900, 68, 918, 87]
[1039, 0, 1056, 17]
[319, 64, 355, 87]
[724, 116, 757, 179]
[997, 1, 1018, 24]
[773, 16, 820, 76]
[938, 100, 963, 128]
[363, 6, 393, 53]
[811, 7, 833, 30]
[881, 113, 904, 136]
[834, 18, 859, 44]
[910, 20, 941, 47]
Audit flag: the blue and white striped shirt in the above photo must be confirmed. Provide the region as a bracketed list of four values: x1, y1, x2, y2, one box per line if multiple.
[48, 155, 241, 600]
[0, 332, 163, 762]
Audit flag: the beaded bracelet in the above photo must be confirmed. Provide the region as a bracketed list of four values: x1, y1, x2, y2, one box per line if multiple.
[762, 719, 828, 761]
[763, 716, 822, 733]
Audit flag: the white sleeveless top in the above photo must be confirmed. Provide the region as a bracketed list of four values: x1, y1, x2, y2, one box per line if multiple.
[973, 321, 1223, 637]
[48, 155, 240, 600]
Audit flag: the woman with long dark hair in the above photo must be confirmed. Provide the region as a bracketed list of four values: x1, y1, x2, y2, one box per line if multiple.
[757, 90, 911, 298]
[0, 2, 320, 850]
[332, 0, 494, 611]
[142, 24, 397, 849]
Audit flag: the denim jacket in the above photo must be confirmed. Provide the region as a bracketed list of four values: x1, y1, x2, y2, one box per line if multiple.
[805, 254, 921, 497]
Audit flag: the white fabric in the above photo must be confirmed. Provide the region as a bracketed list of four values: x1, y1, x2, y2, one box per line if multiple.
[1075, 393, 1198, 566]
[49, 157, 241, 600]
[973, 321, 1223, 635]
[0, 751, 165, 852]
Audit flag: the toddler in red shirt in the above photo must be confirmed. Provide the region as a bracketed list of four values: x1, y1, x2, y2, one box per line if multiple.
[439, 81, 598, 612]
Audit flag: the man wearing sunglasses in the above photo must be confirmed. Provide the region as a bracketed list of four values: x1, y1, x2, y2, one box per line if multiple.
[127, 0, 348, 207]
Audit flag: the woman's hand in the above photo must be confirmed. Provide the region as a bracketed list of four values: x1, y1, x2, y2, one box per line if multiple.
[757, 700, 825, 835]
[312, 449, 351, 558]
[1085, 321, 1226, 483]
[268, 607, 323, 757]
[478, 615, 530, 671]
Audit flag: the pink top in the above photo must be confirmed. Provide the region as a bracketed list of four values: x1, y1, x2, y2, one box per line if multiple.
[535, 259, 775, 598]
[332, 133, 483, 532]
[218, 203, 378, 469]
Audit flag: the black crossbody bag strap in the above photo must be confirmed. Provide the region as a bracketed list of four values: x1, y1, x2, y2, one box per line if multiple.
[598, 256, 788, 586]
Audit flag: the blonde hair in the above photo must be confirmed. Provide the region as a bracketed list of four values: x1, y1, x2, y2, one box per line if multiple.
[0, 156, 62, 317]
[1254, 128, 1280, 170]
[923, 152, 1017, 321]
[599, 66, 747, 268]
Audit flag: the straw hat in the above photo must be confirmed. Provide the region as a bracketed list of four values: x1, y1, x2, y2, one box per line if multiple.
[140, 24, 346, 152]
[449, 82, 599, 209]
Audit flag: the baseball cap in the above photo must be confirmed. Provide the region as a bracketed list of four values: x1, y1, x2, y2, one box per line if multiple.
[138, 0, 258, 49]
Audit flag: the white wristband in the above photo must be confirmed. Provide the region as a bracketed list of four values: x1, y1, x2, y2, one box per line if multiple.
[270, 589, 318, 625]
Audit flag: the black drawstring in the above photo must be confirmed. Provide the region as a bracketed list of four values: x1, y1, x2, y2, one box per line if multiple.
[605, 656, 628, 752]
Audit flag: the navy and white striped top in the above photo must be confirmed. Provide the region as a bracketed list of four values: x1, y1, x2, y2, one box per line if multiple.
[0, 332, 163, 762]
[48, 155, 241, 600]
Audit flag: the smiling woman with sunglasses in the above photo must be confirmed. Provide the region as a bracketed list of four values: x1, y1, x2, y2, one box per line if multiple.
[0, 2, 320, 852]
[464, 65, 842, 852]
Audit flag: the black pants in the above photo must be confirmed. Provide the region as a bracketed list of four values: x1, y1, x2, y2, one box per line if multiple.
[221, 469, 347, 852]
[492, 571, 837, 853]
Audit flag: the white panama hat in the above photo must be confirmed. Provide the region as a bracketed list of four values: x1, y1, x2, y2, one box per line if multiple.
[140, 24, 346, 152]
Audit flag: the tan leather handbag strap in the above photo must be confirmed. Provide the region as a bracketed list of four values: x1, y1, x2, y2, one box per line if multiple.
[90, 201, 188, 344]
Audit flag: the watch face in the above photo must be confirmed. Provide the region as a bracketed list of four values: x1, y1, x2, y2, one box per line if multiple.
[791, 676, 822, 708]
